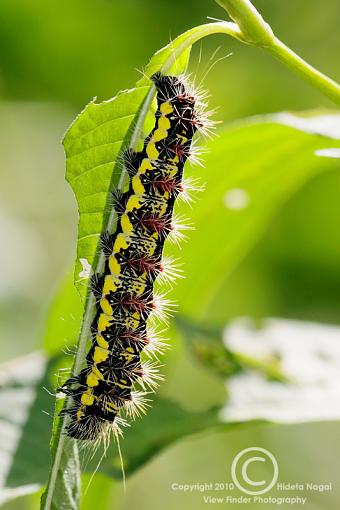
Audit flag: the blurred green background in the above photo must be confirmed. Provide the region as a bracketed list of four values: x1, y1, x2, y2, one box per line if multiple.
[1, 0, 340, 509]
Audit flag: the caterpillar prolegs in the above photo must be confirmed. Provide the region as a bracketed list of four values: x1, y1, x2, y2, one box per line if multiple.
[60, 73, 211, 442]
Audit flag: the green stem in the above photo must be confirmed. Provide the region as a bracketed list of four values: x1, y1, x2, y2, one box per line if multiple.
[216, 0, 340, 105]
[267, 38, 340, 105]
[216, 0, 274, 45]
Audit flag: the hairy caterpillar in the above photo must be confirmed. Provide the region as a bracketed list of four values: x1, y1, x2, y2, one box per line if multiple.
[60, 72, 211, 443]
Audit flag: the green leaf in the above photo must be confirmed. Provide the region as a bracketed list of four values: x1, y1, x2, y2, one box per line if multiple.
[63, 86, 146, 299]
[40, 437, 81, 510]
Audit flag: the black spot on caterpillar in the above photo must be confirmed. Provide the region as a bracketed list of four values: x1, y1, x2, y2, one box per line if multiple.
[60, 72, 211, 443]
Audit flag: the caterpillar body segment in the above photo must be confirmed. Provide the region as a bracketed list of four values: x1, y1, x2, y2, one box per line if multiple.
[61, 73, 210, 441]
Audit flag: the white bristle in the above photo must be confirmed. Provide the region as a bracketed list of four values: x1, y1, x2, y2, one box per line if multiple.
[150, 292, 177, 325]
[179, 176, 206, 207]
[187, 139, 208, 168]
[138, 360, 164, 390]
[144, 326, 170, 359]
[168, 214, 194, 247]
[156, 255, 184, 287]
[124, 391, 151, 419]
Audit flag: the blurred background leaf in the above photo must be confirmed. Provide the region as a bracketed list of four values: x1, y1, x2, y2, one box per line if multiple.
[169, 115, 340, 320]
[0, 353, 51, 504]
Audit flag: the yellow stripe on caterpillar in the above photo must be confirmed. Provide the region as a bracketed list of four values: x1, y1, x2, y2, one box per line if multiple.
[152, 128, 168, 142]
[146, 142, 159, 160]
[108, 255, 121, 276]
[92, 364, 105, 380]
[159, 101, 173, 114]
[103, 274, 118, 295]
[81, 391, 95, 406]
[121, 213, 134, 235]
[86, 364, 105, 387]
[93, 346, 110, 364]
[86, 371, 99, 387]
[132, 175, 145, 195]
[98, 313, 113, 332]
[113, 233, 129, 253]
[96, 334, 109, 349]
[100, 298, 112, 316]
[138, 158, 154, 174]
[158, 115, 171, 130]
[126, 194, 142, 212]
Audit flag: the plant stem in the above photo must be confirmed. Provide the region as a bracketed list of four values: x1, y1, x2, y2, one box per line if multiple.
[216, 0, 340, 105]
[267, 38, 340, 105]
[216, 0, 274, 45]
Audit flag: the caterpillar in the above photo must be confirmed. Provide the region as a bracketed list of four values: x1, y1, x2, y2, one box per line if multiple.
[59, 72, 211, 444]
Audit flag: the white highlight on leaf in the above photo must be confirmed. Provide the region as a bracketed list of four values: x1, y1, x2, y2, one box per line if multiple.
[315, 148, 340, 159]
[0, 484, 42, 506]
[224, 188, 249, 210]
[220, 317, 340, 423]
[0, 352, 46, 504]
[275, 112, 340, 139]
[78, 258, 92, 279]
